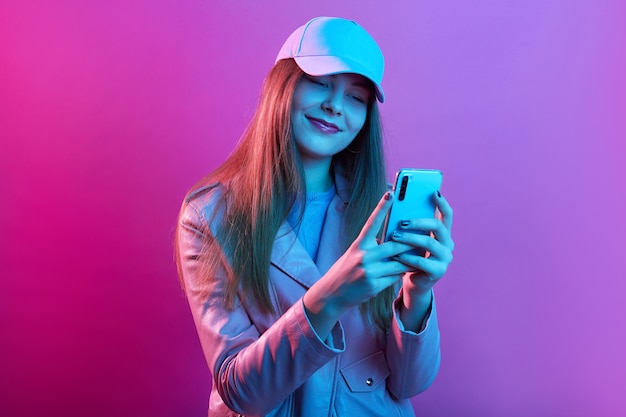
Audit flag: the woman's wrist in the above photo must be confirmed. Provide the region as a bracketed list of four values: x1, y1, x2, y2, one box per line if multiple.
[303, 288, 342, 341]
[399, 285, 433, 333]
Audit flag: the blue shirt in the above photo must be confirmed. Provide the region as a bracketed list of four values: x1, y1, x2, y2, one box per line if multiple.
[286, 185, 336, 263]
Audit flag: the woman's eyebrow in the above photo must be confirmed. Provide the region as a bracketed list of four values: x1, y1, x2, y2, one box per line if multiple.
[328, 74, 371, 89]
[352, 82, 371, 89]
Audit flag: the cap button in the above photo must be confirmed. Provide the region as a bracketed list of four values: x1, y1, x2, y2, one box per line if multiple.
[366, 377, 374, 386]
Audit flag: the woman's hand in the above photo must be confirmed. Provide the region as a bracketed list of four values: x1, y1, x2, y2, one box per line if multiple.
[303, 192, 416, 340]
[391, 191, 455, 331]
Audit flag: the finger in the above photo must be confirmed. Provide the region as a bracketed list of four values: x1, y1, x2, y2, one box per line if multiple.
[374, 274, 404, 292]
[398, 218, 455, 250]
[391, 230, 453, 262]
[369, 259, 414, 278]
[433, 191, 453, 232]
[364, 240, 414, 263]
[358, 192, 393, 243]
[394, 254, 449, 279]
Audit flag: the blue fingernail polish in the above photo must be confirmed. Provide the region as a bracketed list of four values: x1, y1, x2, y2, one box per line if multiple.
[393, 231, 402, 239]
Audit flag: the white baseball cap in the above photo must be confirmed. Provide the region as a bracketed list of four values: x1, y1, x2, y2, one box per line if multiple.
[276, 16, 385, 102]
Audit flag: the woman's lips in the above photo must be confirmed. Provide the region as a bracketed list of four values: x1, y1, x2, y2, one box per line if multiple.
[307, 116, 340, 133]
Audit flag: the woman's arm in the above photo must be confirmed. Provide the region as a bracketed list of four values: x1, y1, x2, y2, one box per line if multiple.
[392, 190, 454, 331]
[385, 292, 441, 398]
[302, 192, 419, 340]
[385, 191, 454, 396]
[178, 200, 343, 415]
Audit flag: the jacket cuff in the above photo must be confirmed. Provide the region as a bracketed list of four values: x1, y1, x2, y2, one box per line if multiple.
[296, 298, 346, 354]
[392, 290, 436, 336]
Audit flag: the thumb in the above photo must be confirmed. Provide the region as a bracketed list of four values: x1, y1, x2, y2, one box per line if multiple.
[357, 192, 393, 243]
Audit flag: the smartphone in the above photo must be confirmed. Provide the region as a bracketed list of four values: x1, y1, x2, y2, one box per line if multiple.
[382, 168, 443, 255]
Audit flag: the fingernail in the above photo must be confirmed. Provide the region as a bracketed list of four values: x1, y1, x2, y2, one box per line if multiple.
[436, 190, 441, 198]
[400, 220, 410, 227]
[393, 231, 402, 239]
[384, 192, 392, 201]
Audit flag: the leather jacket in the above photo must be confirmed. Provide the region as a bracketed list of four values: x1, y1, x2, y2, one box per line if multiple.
[176, 173, 441, 416]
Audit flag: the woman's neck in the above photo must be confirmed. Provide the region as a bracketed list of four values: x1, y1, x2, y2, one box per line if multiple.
[301, 157, 333, 192]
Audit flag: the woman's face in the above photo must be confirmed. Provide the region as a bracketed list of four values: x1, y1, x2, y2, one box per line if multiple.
[290, 73, 371, 164]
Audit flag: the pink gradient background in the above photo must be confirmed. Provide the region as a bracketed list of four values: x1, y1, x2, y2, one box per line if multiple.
[2, 1, 625, 416]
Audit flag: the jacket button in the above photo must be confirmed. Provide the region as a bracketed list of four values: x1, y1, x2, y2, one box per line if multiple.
[366, 378, 373, 386]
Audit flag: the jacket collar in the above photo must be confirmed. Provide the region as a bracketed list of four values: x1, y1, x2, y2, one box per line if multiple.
[270, 167, 351, 288]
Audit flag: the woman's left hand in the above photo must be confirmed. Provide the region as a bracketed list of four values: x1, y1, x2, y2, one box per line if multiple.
[391, 191, 455, 297]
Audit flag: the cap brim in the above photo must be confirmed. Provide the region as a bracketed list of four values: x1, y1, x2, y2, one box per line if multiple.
[294, 56, 385, 103]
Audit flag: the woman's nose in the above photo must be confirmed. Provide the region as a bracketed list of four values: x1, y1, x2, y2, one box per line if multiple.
[322, 91, 343, 115]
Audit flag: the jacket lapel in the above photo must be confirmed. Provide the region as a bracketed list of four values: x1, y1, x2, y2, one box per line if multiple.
[269, 168, 351, 288]
[314, 195, 347, 276]
[270, 222, 322, 289]
[317, 168, 351, 275]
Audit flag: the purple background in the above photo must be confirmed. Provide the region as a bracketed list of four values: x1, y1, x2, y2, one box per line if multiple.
[2, 1, 625, 416]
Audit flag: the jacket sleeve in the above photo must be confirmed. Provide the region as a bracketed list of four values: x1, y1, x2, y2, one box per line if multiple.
[385, 291, 441, 399]
[177, 199, 345, 416]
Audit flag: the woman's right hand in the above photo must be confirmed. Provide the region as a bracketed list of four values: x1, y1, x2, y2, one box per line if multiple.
[303, 192, 414, 340]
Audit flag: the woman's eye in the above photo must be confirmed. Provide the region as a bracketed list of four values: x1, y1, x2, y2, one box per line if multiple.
[307, 77, 328, 87]
[350, 95, 365, 103]
[348, 92, 368, 104]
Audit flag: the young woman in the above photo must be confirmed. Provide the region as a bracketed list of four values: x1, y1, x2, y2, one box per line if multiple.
[175, 16, 455, 417]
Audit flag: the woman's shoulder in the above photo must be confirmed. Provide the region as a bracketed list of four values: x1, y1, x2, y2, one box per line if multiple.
[181, 181, 228, 232]
[184, 181, 224, 205]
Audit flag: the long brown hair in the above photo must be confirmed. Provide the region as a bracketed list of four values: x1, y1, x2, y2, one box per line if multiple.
[176, 58, 394, 329]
